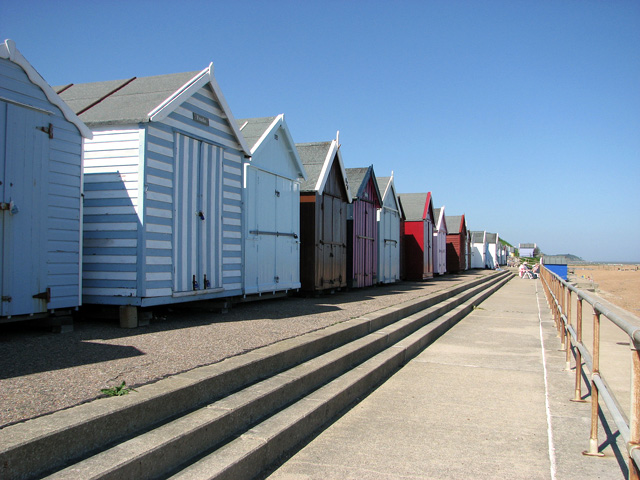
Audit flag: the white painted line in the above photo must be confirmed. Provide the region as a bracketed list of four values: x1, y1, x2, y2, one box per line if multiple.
[536, 280, 558, 480]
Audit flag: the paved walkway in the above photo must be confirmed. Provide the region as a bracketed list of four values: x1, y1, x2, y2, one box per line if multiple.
[265, 277, 627, 479]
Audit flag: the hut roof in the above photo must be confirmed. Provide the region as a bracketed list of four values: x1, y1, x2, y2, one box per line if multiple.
[471, 231, 486, 243]
[55, 64, 249, 154]
[237, 115, 306, 179]
[236, 116, 278, 150]
[445, 215, 464, 234]
[1, 39, 92, 138]
[398, 193, 432, 222]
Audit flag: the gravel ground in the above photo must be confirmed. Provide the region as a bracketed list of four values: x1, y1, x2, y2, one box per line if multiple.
[0, 271, 489, 429]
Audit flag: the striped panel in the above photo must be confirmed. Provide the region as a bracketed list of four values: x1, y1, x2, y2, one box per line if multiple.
[82, 127, 140, 299]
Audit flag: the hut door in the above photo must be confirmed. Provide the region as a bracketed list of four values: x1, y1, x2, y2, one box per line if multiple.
[173, 134, 221, 294]
[274, 176, 300, 289]
[0, 103, 49, 316]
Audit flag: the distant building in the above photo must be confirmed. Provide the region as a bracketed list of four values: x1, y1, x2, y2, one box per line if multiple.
[519, 243, 537, 257]
[541, 255, 569, 281]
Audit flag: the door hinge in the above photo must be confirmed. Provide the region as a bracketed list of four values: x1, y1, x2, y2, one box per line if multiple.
[33, 288, 51, 303]
[1, 296, 12, 302]
[38, 123, 53, 139]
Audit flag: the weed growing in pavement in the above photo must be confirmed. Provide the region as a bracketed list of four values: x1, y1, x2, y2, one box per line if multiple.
[101, 381, 136, 397]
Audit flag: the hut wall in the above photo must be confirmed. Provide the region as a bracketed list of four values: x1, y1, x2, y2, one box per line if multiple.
[348, 179, 378, 288]
[403, 220, 427, 280]
[299, 161, 347, 292]
[377, 205, 400, 284]
[0, 57, 84, 317]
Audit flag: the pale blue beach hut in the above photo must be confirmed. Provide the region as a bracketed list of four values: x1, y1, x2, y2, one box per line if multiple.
[237, 115, 306, 295]
[0, 40, 91, 322]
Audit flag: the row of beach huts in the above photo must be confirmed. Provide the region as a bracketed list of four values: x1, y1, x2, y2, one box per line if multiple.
[0, 40, 510, 327]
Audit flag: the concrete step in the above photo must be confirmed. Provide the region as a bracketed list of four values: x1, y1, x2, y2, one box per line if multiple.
[168, 275, 512, 480]
[0, 271, 511, 480]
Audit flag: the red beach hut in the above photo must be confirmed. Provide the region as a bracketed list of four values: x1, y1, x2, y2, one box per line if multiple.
[445, 214, 469, 273]
[398, 192, 435, 280]
[345, 166, 382, 288]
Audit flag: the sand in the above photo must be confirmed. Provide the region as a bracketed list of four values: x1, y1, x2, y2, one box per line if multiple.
[571, 264, 640, 317]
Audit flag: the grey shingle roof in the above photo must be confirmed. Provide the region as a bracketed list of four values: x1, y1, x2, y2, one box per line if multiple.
[445, 215, 463, 234]
[296, 142, 332, 192]
[236, 116, 277, 151]
[433, 207, 442, 223]
[471, 231, 485, 243]
[376, 176, 391, 194]
[345, 167, 369, 200]
[56, 71, 200, 126]
[486, 233, 498, 244]
[398, 193, 428, 221]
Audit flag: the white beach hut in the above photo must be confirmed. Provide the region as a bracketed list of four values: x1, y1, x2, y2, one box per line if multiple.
[237, 115, 306, 295]
[433, 206, 448, 275]
[0, 39, 91, 323]
[470, 230, 487, 269]
[58, 64, 250, 325]
[375, 174, 401, 284]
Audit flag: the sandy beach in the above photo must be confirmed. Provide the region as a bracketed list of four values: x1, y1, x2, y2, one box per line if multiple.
[571, 264, 640, 317]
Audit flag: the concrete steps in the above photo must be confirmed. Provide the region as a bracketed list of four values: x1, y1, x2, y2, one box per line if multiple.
[1, 271, 512, 480]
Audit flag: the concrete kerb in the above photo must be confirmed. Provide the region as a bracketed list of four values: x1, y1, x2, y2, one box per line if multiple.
[166, 274, 515, 480]
[0, 271, 509, 480]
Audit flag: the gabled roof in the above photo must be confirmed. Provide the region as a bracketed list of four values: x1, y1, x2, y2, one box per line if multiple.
[0, 39, 92, 139]
[296, 136, 352, 199]
[398, 192, 434, 222]
[434, 206, 447, 232]
[486, 232, 498, 244]
[237, 114, 306, 180]
[445, 215, 464, 234]
[376, 174, 401, 214]
[345, 166, 381, 205]
[471, 231, 486, 243]
[56, 63, 249, 155]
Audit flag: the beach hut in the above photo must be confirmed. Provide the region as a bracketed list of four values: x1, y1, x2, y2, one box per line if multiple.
[345, 166, 382, 288]
[445, 214, 468, 273]
[541, 255, 568, 281]
[297, 135, 352, 293]
[470, 230, 487, 269]
[237, 115, 306, 296]
[398, 192, 434, 280]
[519, 243, 537, 258]
[376, 174, 401, 284]
[0, 39, 92, 323]
[58, 64, 250, 325]
[433, 206, 448, 275]
[486, 232, 499, 268]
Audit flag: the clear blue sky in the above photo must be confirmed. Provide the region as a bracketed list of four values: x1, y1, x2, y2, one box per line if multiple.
[3, 0, 639, 262]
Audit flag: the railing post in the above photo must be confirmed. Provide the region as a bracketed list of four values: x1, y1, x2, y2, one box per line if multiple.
[571, 298, 586, 402]
[565, 289, 572, 370]
[629, 344, 640, 479]
[584, 310, 605, 456]
[560, 283, 567, 350]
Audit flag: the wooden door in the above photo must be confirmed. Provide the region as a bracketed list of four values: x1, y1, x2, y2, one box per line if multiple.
[173, 134, 221, 293]
[0, 102, 50, 316]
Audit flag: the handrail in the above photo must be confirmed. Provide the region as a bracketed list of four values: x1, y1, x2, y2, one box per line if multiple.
[540, 265, 640, 479]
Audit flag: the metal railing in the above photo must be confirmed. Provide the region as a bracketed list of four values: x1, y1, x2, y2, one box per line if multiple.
[540, 265, 640, 479]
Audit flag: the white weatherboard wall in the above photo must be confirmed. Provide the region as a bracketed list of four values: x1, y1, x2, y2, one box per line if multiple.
[377, 180, 400, 284]
[82, 84, 245, 306]
[0, 50, 88, 318]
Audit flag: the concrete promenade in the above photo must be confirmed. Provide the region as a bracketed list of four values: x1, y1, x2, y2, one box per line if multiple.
[265, 276, 627, 479]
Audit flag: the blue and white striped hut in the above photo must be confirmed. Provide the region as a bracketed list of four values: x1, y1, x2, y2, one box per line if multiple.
[58, 64, 250, 325]
[0, 40, 91, 323]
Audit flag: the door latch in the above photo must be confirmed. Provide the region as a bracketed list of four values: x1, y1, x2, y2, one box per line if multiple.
[38, 123, 53, 139]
